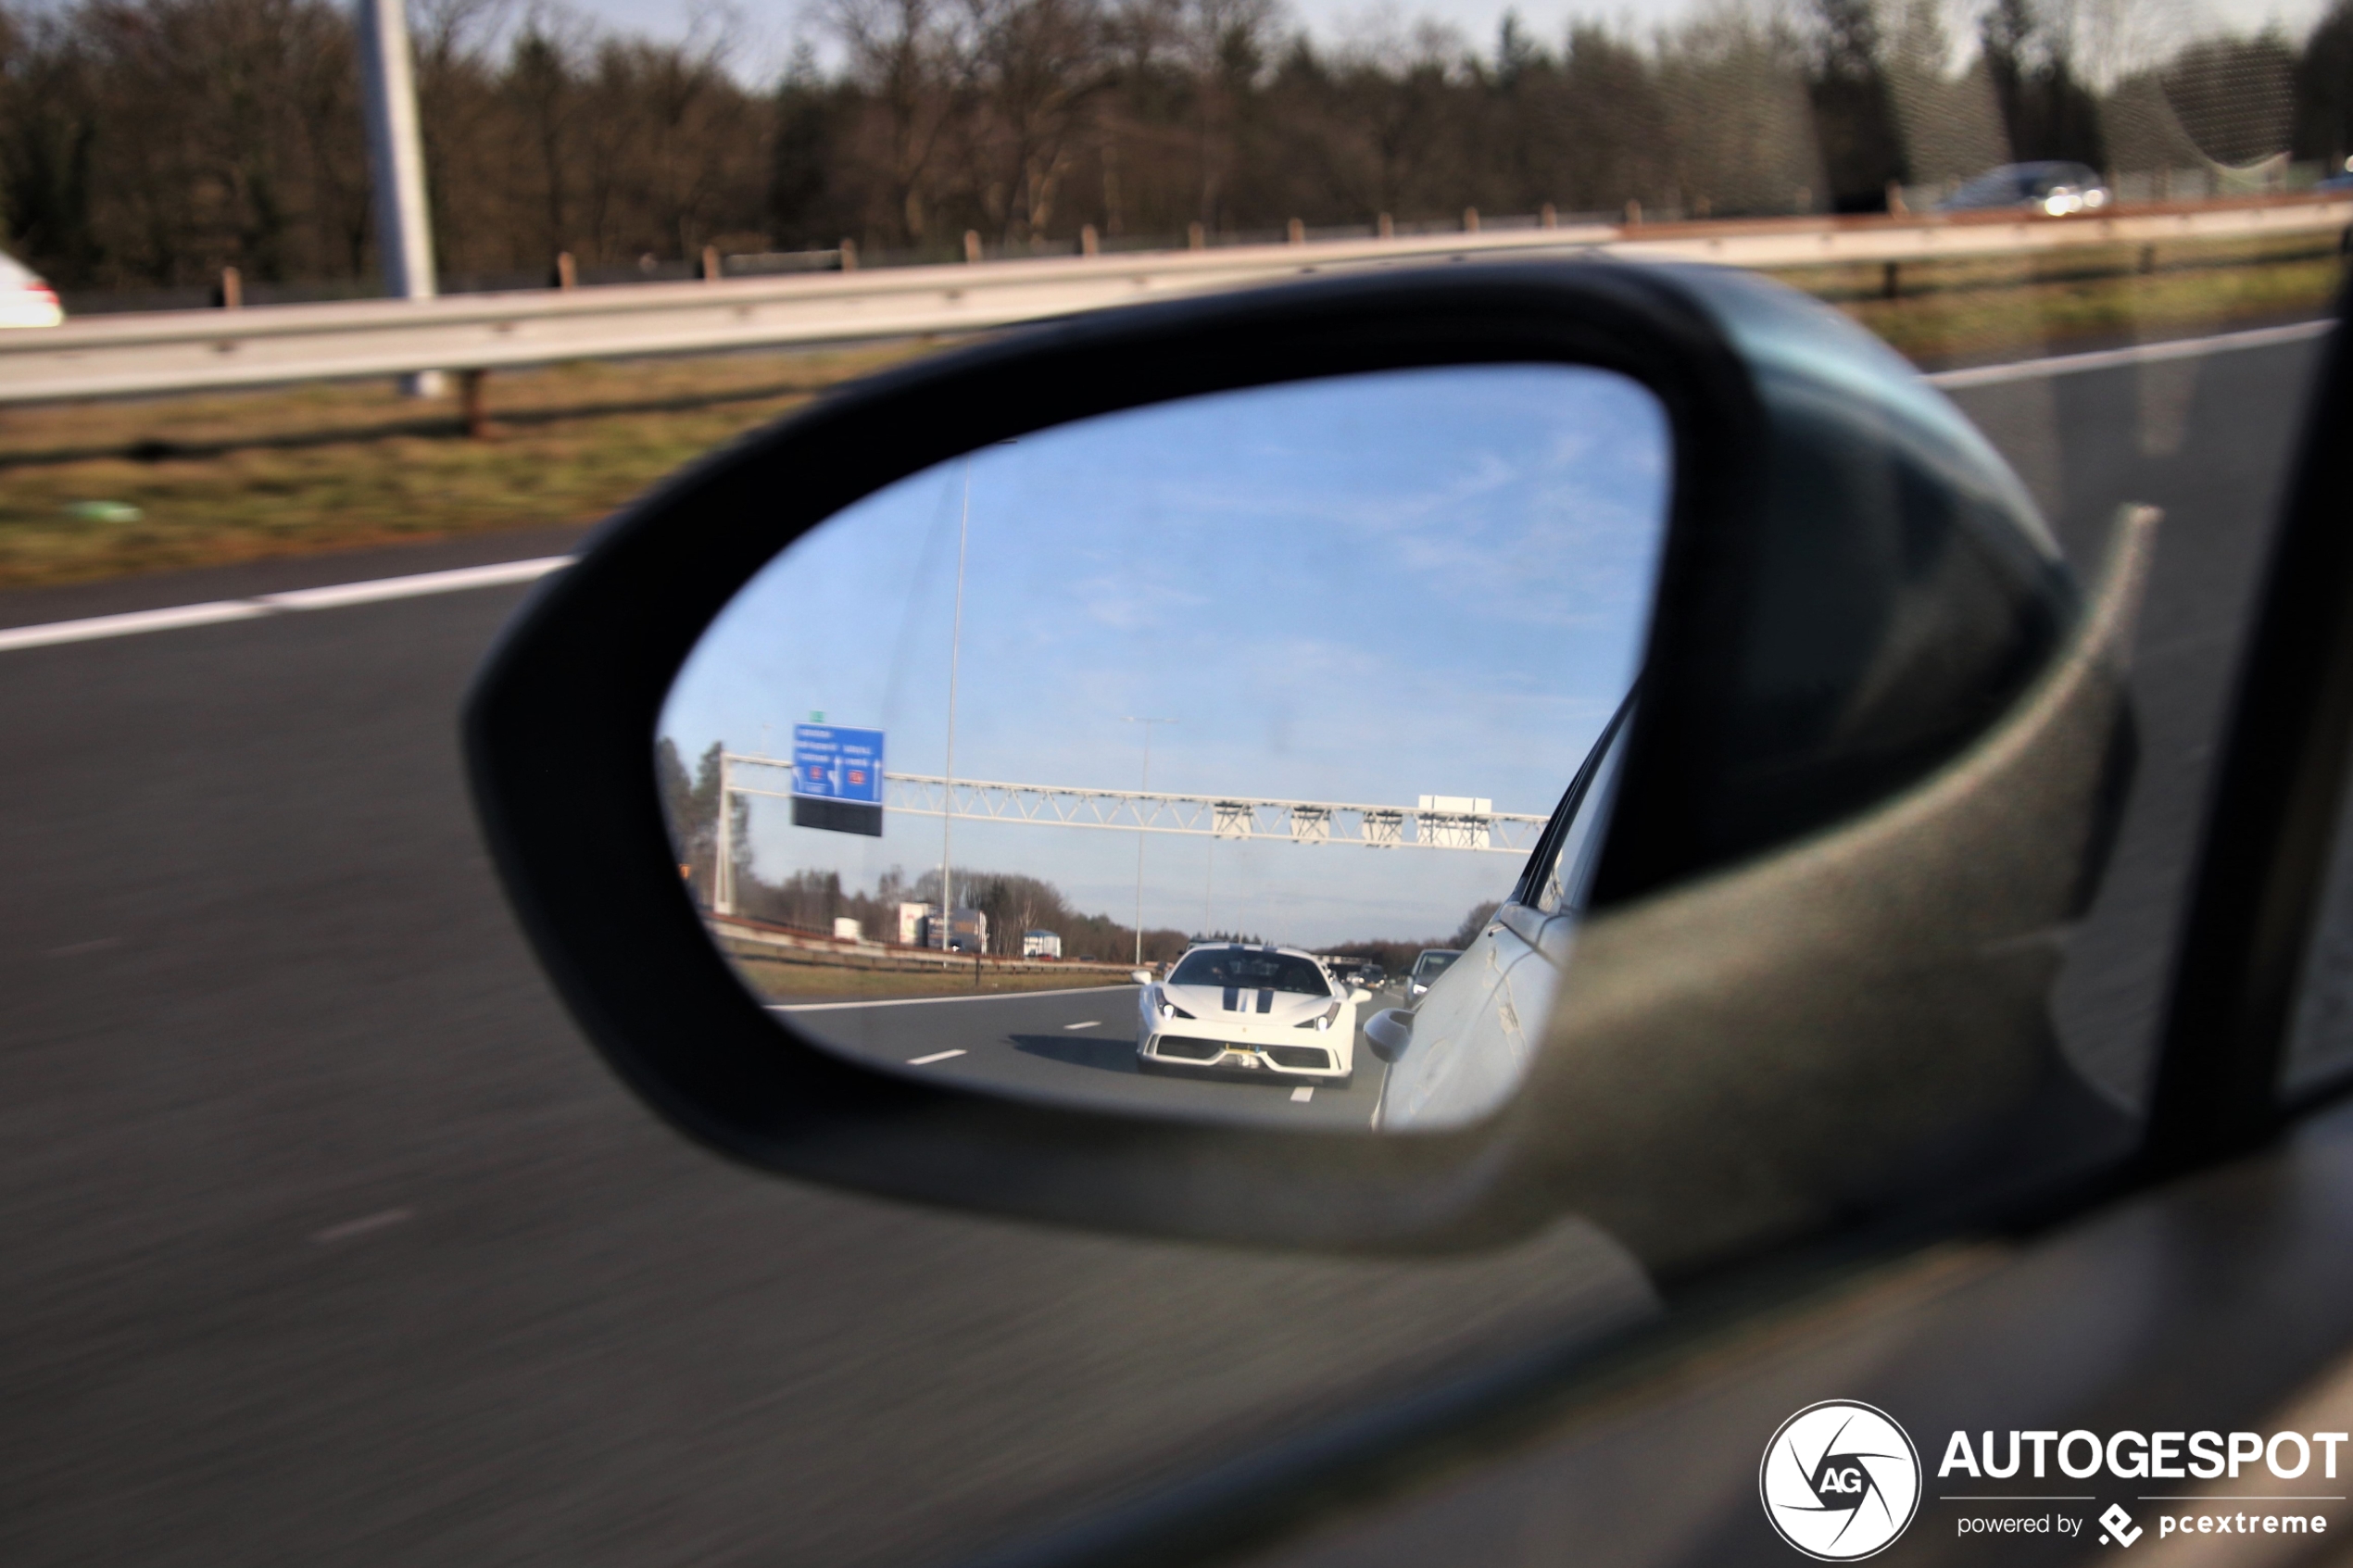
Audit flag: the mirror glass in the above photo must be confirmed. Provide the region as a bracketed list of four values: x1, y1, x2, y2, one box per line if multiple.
[658, 363, 1670, 1131]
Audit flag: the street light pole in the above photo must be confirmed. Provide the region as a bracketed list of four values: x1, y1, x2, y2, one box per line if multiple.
[937, 456, 973, 948]
[355, 0, 442, 397]
[1122, 716, 1176, 967]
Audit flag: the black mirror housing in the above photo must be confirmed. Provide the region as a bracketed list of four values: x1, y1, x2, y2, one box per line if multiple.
[1365, 1010, 1414, 1064]
[464, 259, 2136, 1271]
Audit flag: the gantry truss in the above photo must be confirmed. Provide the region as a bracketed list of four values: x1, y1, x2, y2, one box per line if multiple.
[719, 754, 1546, 855]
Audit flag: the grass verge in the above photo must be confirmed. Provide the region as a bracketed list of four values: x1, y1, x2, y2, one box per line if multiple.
[726, 951, 1136, 1005]
[0, 341, 934, 589]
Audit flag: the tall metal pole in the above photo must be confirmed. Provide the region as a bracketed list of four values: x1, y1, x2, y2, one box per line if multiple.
[1123, 716, 1175, 966]
[938, 458, 972, 947]
[1203, 836, 1214, 938]
[356, 0, 443, 397]
[714, 752, 734, 915]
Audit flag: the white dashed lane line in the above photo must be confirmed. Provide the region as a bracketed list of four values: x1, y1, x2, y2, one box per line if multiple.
[907, 1049, 967, 1066]
[1063, 1020, 1101, 1030]
[1290, 1086, 1315, 1103]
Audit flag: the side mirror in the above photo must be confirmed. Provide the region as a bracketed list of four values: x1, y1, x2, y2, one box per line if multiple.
[468, 260, 2148, 1272]
[1365, 1009, 1413, 1063]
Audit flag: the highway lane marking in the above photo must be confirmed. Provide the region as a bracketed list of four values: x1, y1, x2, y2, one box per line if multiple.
[907, 1049, 968, 1065]
[0, 555, 572, 653]
[1063, 1020, 1101, 1029]
[2, 320, 2332, 659]
[1290, 1085, 1314, 1103]
[310, 1207, 415, 1244]
[1926, 319, 2333, 390]
[773, 985, 1139, 1012]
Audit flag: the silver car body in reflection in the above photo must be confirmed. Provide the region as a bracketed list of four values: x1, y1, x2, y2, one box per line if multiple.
[1375, 709, 1631, 1130]
[1138, 944, 1365, 1083]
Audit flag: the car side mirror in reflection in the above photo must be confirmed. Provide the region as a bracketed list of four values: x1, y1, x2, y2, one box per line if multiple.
[1365, 1010, 1414, 1064]
[467, 259, 2150, 1274]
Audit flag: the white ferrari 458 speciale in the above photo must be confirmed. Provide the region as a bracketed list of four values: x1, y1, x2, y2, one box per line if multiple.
[1135, 944, 1366, 1085]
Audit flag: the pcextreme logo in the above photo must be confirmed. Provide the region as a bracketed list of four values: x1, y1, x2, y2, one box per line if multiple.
[1760, 1400, 1925, 1561]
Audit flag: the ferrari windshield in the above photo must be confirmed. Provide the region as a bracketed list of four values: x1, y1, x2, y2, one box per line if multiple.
[1168, 949, 1333, 996]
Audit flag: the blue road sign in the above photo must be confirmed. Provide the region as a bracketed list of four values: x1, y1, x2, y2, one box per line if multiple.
[792, 724, 885, 804]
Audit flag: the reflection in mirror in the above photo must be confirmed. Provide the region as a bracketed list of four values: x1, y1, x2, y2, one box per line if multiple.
[658, 364, 1669, 1132]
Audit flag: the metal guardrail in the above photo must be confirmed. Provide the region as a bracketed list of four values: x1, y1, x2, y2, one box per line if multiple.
[4, 194, 2347, 405]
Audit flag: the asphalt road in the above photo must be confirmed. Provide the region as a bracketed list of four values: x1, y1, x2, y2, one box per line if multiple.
[0, 330, 2327, 1567]
[780, 985, 1392, 1129]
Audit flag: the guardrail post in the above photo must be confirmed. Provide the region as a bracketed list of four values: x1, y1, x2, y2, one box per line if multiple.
[1885, 179, 1907, 216]
[839, 238, 859, 270]
[1377, 212, 1392, 239]
[553, 251, 575, 290]
[1287, 217, 1304, 245]
[1187, 221, 1205, 250]
[1463, 207, 1479, 232]
[701, 245, 720, 282]
[213, 267, 242, 308]
[1540, 203, 1556, 229]
[2140, 244, 2158, 273]
[963, 230, 983, 263]
[1624, 198, 1642, 225]
[459, 368, 490, 438]
[1080, 223, 1099, 256]
[1881, 260, 1900, 299]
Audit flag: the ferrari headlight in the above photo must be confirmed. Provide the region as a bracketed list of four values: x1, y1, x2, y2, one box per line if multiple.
[1298, 1002, 1340, 1031]
[1161, 1000, 1195, 1020]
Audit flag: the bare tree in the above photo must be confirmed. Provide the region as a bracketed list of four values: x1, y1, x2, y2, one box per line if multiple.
[825, 0, 955, 244]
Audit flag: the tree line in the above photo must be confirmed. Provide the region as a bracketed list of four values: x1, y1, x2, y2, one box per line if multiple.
[3, 0, 2348, 295]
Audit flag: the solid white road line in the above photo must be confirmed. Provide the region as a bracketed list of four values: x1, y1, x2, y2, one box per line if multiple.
[1062, 1020, 1101, 1030]
[1, 320, 2333, 658]
[774, 985, 1138, 1013]
[907, 1049, 968, 1065]
[1290, 1085, 1315, 1103]
[0, 554, 571, 654]
[258, 557, 572, 609]
[1925, 319, 2332, 390]
[0, 597, 271, 651]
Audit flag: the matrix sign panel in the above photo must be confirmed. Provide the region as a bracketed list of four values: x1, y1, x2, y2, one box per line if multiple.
[791, 724, 884, 836]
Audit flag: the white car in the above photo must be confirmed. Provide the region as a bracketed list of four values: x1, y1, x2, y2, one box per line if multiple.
[0, 250, 64, 329]
[1371, 696, 1633, 1130]
[1134, 944, 1368, 1085]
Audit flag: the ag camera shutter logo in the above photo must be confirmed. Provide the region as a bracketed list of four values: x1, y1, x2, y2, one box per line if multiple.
[1760, 1400, 1923, 1560]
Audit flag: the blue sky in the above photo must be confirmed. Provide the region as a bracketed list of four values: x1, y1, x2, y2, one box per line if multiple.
[660, 362, 1668, 946]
